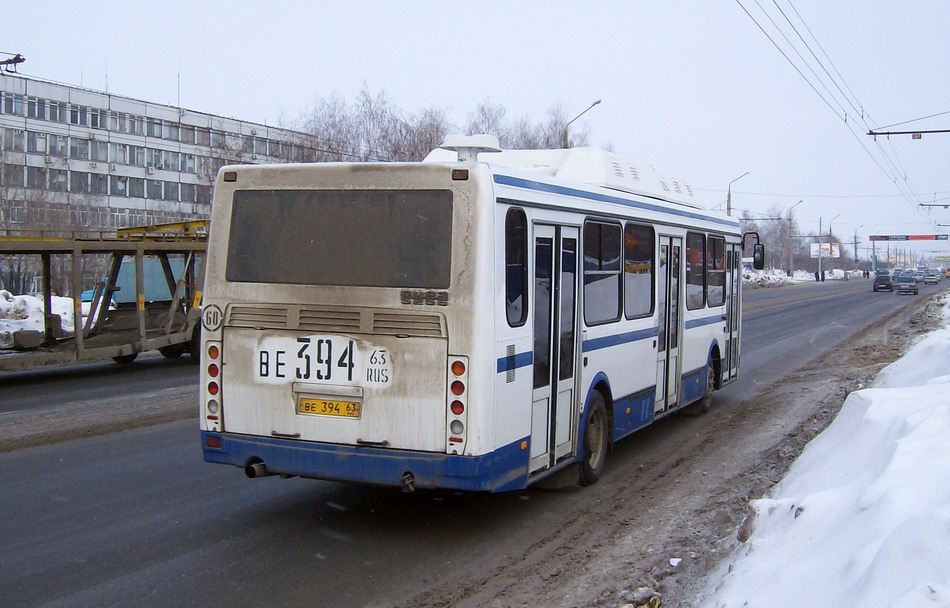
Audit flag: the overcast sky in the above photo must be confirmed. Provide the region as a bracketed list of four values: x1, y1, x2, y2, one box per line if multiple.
[7, 1, 950, 261]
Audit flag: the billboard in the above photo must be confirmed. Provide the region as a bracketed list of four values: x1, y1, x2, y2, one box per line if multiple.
[809, 243, 840, 259]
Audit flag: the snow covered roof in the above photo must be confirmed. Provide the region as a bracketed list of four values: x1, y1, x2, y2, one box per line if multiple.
[424, 135, 701, 208]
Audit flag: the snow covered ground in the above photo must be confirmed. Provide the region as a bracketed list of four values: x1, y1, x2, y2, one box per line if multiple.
[0, 290, 80, 349]
[701, 295, 950, 608]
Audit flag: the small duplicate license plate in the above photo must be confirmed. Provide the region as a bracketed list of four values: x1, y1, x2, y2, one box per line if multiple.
[297, 398, 362, 419]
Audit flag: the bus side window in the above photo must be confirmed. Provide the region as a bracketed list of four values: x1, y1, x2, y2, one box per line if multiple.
[583, 220, 622, 325]
[686, 231, 706, 310]
[505, 208, 528, 327]
[707, 236, 726, 307]
[624, 223, 655, 318]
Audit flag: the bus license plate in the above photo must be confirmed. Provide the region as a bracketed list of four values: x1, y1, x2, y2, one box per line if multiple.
[297, 398, 361, 419]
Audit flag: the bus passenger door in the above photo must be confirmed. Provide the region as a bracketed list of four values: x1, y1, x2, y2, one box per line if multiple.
[655, 236, 683, 414]
[723, 244, 742, 381]
[530, 225, 579, 474]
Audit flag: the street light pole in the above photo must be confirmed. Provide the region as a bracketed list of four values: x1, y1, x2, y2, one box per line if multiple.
[853, 224, 864, 265]
[787, 200, 802, 275]
[562, 99, 601, 148]
[726, 172, 750, 217]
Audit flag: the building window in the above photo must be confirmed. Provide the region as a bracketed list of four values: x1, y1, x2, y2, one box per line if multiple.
[49, 169, 68, 192]
[147, 148, 162, 168]
[3, 163, 25, 187]
[3, 93, 26, 116]
[90, 108, 107, 130]
[180, 182, 196, 203]
[90, 173, 109, 195]
[69, 138, 90, 160]
[147, 179, 163, 200]
[583, 220, 623, 325]
[128, 177, 145, 198]
[27, 131, 48, 154]
[180, 153, 196, 173]
[3, 128, 25, 152]
[69, 105, 88, 126]
[196, 185, 212, 205]
[49, 135, 68, 157]
[110, 112, 127, 132]
[162, 121, 179, 141]
[110, 143, 128, 165]
[195, 127, 211, 146]
[163, 181, 179, 201]
[127, 115, 143, 135]
[110, 175, 128, 197]
[70, 171, 89, 193]
[91, 141, 109, 162]
[686, 231, 706, 310]
[128, 145, 145, 167]
[27, 97, 46, 120]
[27, 166, 47, 188]
[624, 223, 655, 318]
[48, 101, 67, 123]
[180, 125, 196, 144]
[146, 118, 162, 137]
[162, 150, 180, 171]
[707, 236, 726, 307]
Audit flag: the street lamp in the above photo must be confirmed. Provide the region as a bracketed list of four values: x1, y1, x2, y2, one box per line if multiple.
[853, 224, 864, 264]
[726, 172, 750, 217]
[562, 99, 601, 148]
[787, 200, 803, 274]
[818, 213, 841, 279]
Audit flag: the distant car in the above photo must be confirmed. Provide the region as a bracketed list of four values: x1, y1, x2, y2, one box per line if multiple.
[924, 272, 940, 285]
[872, 275, 893, 292]
[894, 276, 919, 295]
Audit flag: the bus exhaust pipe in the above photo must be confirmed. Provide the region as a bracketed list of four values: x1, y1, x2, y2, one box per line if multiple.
[245, 462, 275, 478]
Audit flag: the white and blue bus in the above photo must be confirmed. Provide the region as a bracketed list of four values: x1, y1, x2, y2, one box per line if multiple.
[199, 135, 763, 492]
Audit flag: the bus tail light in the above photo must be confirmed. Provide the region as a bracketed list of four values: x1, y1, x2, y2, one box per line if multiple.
[446, 356, 469, 454]
[203, 340, 223, 431]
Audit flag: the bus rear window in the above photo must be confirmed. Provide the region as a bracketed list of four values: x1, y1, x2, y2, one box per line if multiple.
[226, 189, 453, 288]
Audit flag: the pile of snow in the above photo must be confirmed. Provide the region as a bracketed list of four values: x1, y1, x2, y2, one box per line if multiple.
[702, 296, 950, 607]
[743, 268, 867, 288]
[0, 290, 80, 349]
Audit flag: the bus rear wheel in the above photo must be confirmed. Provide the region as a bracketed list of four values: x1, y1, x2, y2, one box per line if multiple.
[580, 392, 609, 486]
[682, 362, 716, 416]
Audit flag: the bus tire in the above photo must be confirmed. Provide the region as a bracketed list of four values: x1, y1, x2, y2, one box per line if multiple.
[187, 324, 201, 364]
[159, 344, 186, 359]
[112, 353, 138, 365]
[580, 392, 609, 486]
[681, 362, 716, 416]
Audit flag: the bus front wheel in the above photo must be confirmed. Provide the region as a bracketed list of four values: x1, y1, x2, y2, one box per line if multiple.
[580, 392, 609, 486]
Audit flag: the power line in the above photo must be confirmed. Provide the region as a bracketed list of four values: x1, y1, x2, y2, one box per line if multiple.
[734, 0, 927, 213]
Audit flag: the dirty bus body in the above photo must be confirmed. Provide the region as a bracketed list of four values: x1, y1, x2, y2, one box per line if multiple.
[200, 135, 754, 492]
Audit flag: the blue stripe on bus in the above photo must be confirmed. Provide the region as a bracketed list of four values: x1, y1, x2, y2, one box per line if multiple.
[203, 431, 531, 492]
[582, 326, 659, 352]
[685, 314, 726, 329]
[496, 350, 533, 373]
[493, 173, 740, 228]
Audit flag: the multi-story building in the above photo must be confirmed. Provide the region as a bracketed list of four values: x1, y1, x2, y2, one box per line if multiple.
[0, 72, 312, 230]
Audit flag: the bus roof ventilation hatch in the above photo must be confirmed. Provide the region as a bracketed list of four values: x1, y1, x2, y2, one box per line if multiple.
[438, 134, 502, 162]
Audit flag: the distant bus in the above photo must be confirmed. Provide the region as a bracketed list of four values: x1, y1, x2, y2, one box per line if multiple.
[199, 135, 763, 492]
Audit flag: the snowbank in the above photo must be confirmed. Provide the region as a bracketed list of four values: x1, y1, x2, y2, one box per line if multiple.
[0, 290, 80, 349]
[702, 297, 950, 607]
[742, 268, 866, 288]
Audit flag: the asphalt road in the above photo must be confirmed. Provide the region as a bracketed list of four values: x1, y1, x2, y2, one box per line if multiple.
[0, 278, 945, 608]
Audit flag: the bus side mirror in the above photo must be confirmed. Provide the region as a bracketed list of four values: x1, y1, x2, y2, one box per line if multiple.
[753, 244, 765, 270]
